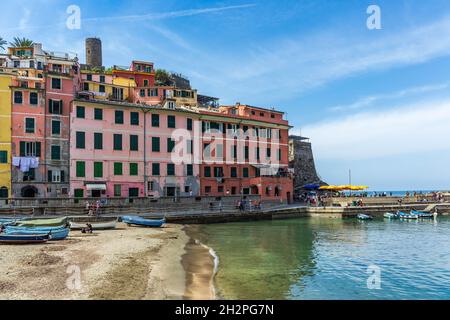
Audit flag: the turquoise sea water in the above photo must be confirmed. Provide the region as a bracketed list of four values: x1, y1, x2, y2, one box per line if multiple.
[197, 217, 450, 300]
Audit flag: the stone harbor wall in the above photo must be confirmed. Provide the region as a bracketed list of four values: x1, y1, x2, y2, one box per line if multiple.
[288, 135, 326, 197]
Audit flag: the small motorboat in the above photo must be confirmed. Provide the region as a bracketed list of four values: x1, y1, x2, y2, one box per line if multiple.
[397, 211, 418, 220]
[357, 214, 373, 220]
[4, 227, 69, 241]
[121, 216, 166, 228]
[410, 210, 434, 218]
[69, 219, 117, 230]
[384, 212, 398, 219]
[0, 233, 50, 244]
[0, 218, 17, 226]
[16, 217, 68, 227]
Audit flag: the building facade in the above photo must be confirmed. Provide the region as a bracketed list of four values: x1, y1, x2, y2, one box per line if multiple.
[0, 71, 12, 198]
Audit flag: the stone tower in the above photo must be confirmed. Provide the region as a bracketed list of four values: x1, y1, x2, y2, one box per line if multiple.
[85, 38, 102, 67]
[289, 135, 327, 196]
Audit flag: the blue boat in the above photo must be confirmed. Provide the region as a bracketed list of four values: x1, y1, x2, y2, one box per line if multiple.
[5, 225, 67, 232]
[357, 214, 373, 220]
[0, 233, 50, 244]
[4, 227, 69, 241]
[410, 210, 434, 218]
[121, 216, 166, 228]
[397, 211, 419, 220]
[0, 218, 17, 226]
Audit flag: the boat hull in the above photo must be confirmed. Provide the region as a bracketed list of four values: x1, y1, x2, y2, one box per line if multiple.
[4, 227, 69, 241]
[69, 220, 117, 230]
[17, 217, 68, 227]
[121, 216, 165, 227]
[0, 234, 50, 244]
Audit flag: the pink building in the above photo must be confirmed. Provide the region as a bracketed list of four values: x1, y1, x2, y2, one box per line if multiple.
[69, 98, 200, 198]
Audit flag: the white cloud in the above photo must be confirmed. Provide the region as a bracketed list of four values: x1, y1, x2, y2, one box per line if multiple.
[301, 98, 450, 161]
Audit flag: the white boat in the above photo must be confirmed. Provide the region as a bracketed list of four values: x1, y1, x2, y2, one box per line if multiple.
[69, 219, 117, 230]
[384, 212, 398, 219]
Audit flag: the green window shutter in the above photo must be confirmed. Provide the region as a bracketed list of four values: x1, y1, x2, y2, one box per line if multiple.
[243, 168, 249, 178]
[76, 132, 85, 149]
[61, 170, 65, 182]
[204, 166, 211, 177]
[94, 162, 103, 178]
[186, 164, 193, 176]
[152, 137, 160, 152]
[130, 135, 138, 151]
[244, 146, 249, 160]
[25, 118, 35, 133]
[277, 149, 281, 161]
[113, 134, 122, 150]
[94, 133, 103, 150]
[35, 142, 41, 157]
[0, 151, 7, 163]
[152, 163, 160, 176]
[114, 184, 121, 197]
[167, 163, 175, 176]
[52, 121, 60, 135]
[152, 114, 159, 127]
[187, 118, 192, 131]
[129, 163, 138, 176]
[115, 110, 124, 124]
[231, 167, 237, 178]
[51, 145, 60, 160]
[76, 106, 85, 118]
[48, 170, 52, 182]
[167, 138, 175, 152]
[74, 189, 84, 198]
[266, 148, 271, 158]
[114, 162, 123, 175]
[130, 112, 139, 125]
[168, 115, 176, 128]
[76, 161, 85, 177]
[20, 142, 25, 156]
[94, 108, 103, 120]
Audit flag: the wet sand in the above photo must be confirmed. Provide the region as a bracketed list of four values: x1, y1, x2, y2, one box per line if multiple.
[0, 223, 216, 300]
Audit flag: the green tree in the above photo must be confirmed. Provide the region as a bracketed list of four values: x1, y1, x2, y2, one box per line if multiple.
[9, 37, 34, 47]
[0, 37, 7, 50]
[154, 69, 172, 86]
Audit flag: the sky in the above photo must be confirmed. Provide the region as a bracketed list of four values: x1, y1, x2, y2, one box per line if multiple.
[1, 0, 450, 190]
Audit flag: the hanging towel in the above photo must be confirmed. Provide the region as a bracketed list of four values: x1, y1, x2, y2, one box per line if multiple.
[29, 157, 39, 169]
[19, 157, 31, 173]
[12, 157, 21, 167]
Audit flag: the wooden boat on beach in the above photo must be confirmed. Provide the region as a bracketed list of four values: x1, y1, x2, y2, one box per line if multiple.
[121, 216, 165, 227]
[69, 219, 117, 230]
[3, 226, 69, 241]
[0, 233, 50, 244]
[16, 217, 68, 227]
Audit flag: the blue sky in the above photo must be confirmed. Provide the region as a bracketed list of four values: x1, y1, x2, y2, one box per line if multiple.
[1, 0, 450, 190]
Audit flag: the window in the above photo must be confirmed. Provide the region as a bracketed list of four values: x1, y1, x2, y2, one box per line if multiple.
[48, 170, 62, 183]
[277, 149, 281, 161]
[115, 110, 124, 124]
[266, 148, 271, 159]
[129, 188, 139, 198]
[94, 108, 103, 120]
[152, 163, 160, 176]
[148, 88, 158, 97]
[114, 184, 121, 197]
[187, 139, 193, 154]
[167, 138, 175, 153]
[231, 145, 237, 159]
[86, 74, 92, 81]
[19, 141, 41, 157]
[49, 100, 62, 114]
[230, 167, 237, 178]
[74, 189, 84, 198]
[167, 101, 175, 109]
[151, 114, 159, 127]
[94, 162, 103, 178]
[14, 91, 23, 104]
[204, 166, 211, 177]
[256, 147, 260, 161]
[186, 164, 193, 176]
[167, 115, 176, 128]
[23, 168, 35, 181]
[187, 118, 193, 131]
[83, 83, 89, 91]
[51, 145, 60, 160]
[203, 143, 211, 158]
[218, 186, 224, 193]
[25, 118, 35, 133]
[76, 132, 85, 149]
[94, 133, 103, 150]
[112, 87, 124, 100]
[243, 167, 249, 178]
[99, 75, 105, 83]
[140, 89, 145, 97]
[0, 151, 7, 163]
[114, 162, 123, 175]
[51, 120, 60, 135]
[76, 161, 85, 177]
[130, 112, 139, 125]
[143, 79, 149, 87]
[244, 146, 249, 160]
[130, 135, 139, 151]
[167, 163, 175, 176]
[260, 112, 265, 117]
[148, 181, 155, 191]
[51, 78, 61, 89]
[129, 163, 138, 176]
[214, 167, 224, 178]
[99, 85, 105, 93]
[29, 92, 38, 105]
[76, 106, 85, 118]
[152, 137, 160, 152]
[113, 134, 122, 150]
[216, 144, 223, 158]
[205, 186, 211, 193]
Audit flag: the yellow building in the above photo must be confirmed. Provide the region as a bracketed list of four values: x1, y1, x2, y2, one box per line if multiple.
[0, 73, 12, 198]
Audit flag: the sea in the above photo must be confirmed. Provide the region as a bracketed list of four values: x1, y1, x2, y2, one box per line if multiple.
[344, 190, 441, 197]
[196, 216, 450, 300]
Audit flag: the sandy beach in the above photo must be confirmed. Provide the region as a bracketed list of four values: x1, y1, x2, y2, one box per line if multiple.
[0, 223, 216, 300]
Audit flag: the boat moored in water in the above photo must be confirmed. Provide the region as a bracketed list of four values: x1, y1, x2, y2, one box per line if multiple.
[384, 212, 399, 219]
[410, 210, 434, 218]
[397, 211, 419, 220]
[357, 214, 373, 220]
[121, 216, 166, 227]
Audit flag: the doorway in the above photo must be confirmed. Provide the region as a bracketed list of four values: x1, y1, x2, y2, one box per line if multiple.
[21, 186, 38, 198]
[91, 190, 101, 198]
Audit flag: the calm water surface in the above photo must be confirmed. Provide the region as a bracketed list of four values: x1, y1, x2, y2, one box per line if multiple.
[197, 217, 450, 299]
